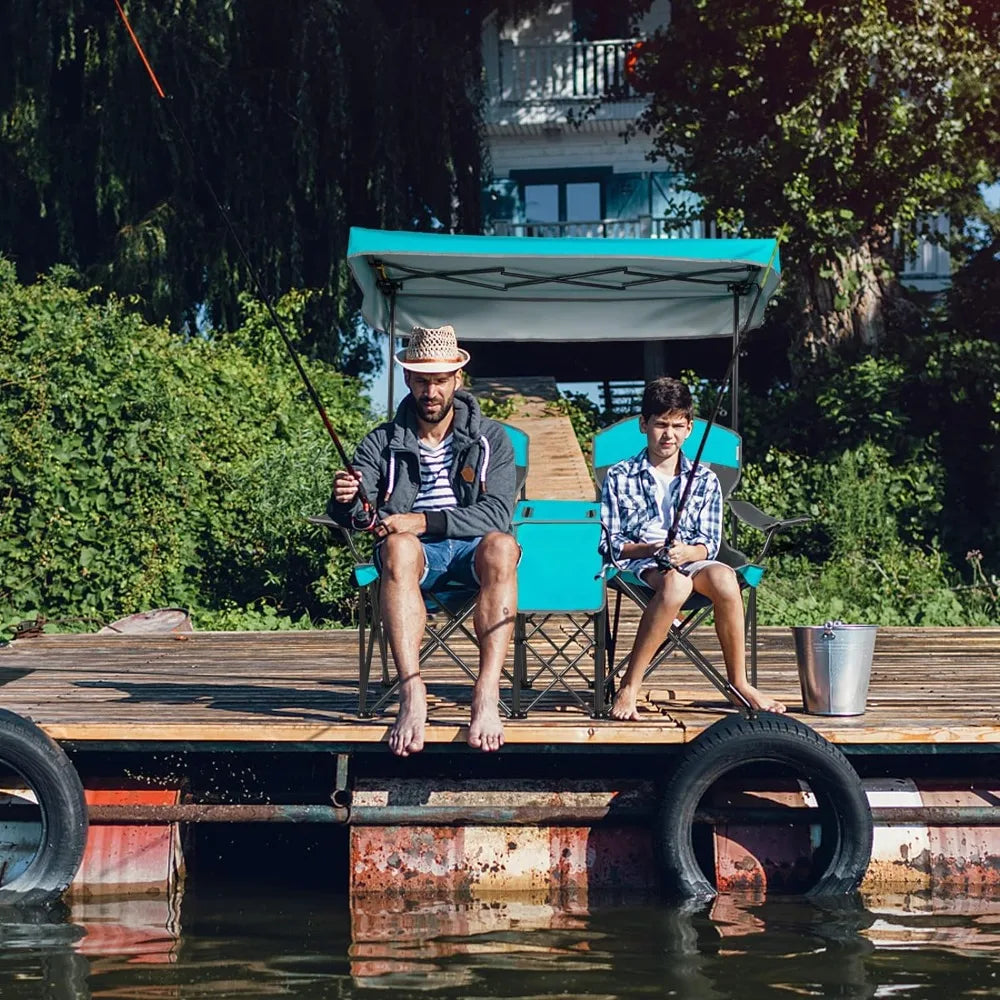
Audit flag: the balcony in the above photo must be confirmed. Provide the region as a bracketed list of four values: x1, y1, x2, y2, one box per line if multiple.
[489, 216, 719, 239]
[488, 216, 951, 287]
[496, 39, 638, 104]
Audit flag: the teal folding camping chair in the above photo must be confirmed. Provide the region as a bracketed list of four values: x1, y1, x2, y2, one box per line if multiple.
[510, 500, 608, 718]
[594, 415, 809, 706]
[314, 421, 530, 717]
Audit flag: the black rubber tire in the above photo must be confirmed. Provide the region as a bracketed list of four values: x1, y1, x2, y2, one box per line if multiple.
[0, 709, 88, 906]
[656, 711, 872, 901]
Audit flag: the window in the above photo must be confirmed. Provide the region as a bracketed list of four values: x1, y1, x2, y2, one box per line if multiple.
[515, 169, 610, 235]
[524, 184, 559, 223]
[565, 182, 601, 221]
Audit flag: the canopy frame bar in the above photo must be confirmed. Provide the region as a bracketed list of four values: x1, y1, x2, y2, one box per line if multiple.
[371, 257, 761, 296]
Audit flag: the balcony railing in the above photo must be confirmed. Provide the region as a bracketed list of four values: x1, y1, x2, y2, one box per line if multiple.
[499, 40, 637, 103]
[490, 217, 719, 239]
[489, 216, 952, 285]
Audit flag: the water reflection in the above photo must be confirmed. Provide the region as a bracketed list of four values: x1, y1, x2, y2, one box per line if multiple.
[1, 889, 1000, 999]
[0, 904, 88, 1000]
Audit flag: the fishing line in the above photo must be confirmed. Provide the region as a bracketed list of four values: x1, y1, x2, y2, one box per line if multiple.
[114, 0, 378, 530]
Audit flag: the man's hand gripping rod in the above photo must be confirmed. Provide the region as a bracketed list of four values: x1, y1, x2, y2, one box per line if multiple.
[114, 1, 379, 532]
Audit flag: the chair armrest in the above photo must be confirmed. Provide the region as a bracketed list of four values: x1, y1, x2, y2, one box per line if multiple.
[307, 513, 365, 562]
[728, 500, 811, 533]
[307, 514, 338, 529]
[727, 500, 812, 563]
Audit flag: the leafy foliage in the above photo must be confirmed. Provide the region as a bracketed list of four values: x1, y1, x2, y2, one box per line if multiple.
[626, 0, 1000, 357]
[729, 328, 999, 624]
[0, 258, 372, 633]
[0, 1, 532, 372]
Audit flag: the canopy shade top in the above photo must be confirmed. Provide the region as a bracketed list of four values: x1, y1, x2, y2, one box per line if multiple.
[346, 227, 781, 343]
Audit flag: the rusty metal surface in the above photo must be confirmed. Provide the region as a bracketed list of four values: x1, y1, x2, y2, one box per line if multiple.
[348, 778, 1000, 896]
[72, 788, 182, 897]
[711, 784, 814, 893]
[862, 780, 1000, 890]
[350, 825, 655, 896]
[88, 803, 350, 824]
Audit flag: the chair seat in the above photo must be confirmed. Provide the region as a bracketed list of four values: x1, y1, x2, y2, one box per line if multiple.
[422, 580, 478, 614]
[608, 562, 764, 607]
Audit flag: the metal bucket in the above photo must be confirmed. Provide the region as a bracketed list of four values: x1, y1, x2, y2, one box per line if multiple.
[792, 621, 877, 716]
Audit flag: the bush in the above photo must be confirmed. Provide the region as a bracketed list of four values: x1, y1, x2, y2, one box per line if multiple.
[0, 260, 373, 632]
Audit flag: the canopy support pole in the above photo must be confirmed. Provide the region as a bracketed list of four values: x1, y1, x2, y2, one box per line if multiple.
[731, 290, 740, 431]
[387, 292, 397, 419]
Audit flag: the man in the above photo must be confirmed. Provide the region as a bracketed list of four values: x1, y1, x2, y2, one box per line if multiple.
[601, 376, 786, 719]
[328, 325, 520, 757]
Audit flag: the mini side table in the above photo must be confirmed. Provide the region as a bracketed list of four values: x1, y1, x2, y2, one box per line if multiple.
[511, 500, 608, 717]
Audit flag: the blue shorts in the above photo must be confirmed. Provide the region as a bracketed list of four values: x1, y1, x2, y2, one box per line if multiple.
[375, 537, 483, 590]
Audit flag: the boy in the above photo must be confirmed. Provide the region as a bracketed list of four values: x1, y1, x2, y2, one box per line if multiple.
[600, 377, 786, 719]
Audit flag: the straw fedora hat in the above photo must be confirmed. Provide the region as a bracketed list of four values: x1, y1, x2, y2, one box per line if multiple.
[395, 325, 470, 374]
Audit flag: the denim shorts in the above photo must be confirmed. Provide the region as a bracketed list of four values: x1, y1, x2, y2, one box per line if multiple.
[375, 536, 483, 590]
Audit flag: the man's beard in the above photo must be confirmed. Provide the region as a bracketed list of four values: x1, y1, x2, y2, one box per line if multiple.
[415, 396, 454, 424]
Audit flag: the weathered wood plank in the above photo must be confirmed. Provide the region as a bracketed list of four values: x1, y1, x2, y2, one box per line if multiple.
[1, 625, 998, 748]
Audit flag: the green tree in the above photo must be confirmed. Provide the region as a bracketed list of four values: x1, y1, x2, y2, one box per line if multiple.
[0, 1, 521, 372]
[627, 0, 1000, 361]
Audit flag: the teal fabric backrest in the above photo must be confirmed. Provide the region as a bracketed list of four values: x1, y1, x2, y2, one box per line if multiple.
[498, 421, 530, 499]
[592, 416, 741, 498]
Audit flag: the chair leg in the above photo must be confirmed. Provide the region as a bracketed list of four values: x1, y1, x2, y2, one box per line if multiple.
[604, 590, 623, 701]
[593, 607, 608, 718]
[372, 587, 390, 689]
[747, 588, 758, 688]
[358, 586, 370, 717]
[512, 614, 527, 719]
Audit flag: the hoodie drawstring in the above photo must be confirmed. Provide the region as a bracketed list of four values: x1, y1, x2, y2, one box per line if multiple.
[383, 454, 396, 506]
[478, 435, 491, 493]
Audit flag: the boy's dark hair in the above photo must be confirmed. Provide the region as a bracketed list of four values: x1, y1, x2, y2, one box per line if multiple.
[641, 377, 694, 421]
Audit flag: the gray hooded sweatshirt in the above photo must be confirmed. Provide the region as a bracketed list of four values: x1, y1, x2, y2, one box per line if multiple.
[327, 389, 517, 538]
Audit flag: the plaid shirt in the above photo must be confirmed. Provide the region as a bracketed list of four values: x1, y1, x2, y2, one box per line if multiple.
[600, 450, 723, 562]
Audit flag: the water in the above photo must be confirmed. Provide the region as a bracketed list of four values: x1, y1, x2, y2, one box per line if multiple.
[2, 888, 999, 999]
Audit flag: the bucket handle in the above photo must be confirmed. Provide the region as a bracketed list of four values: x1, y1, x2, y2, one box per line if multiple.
[822, 619, 845, 640]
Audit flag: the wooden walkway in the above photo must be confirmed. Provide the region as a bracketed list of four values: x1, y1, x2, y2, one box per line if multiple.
[469, 375, 596, 499]
[2, 626, 999, 750]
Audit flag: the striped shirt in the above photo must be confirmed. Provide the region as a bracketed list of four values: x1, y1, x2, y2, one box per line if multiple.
[412, 435, 458, 513]
[600, 450, 723, 563]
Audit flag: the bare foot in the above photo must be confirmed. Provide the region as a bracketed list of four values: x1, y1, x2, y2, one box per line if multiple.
[609, 685, 643, 721]
[733, 683, 786, 714]
[468, 685, 504, 752]
[388, 677, 427, 756]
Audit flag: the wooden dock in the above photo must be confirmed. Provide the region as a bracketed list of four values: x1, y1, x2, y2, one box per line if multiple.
[4, 386, 997, 901]
[3, 625, 999, 751]
[3, 386, 997, 754]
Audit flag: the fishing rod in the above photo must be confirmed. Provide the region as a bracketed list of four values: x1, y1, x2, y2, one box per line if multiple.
[114, 0, 379, 530]
[653, 242, 780, 573]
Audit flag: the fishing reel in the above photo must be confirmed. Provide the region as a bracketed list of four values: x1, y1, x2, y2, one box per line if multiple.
[653, 544, 677, 573]
[351, 507, 379, 532]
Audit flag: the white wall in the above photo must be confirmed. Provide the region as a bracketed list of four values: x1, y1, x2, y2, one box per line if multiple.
[638, 0, 671, 35]
[502, 2, 573, 45]
[498, 0, 671, 43]
[488, 128, 657, 178]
